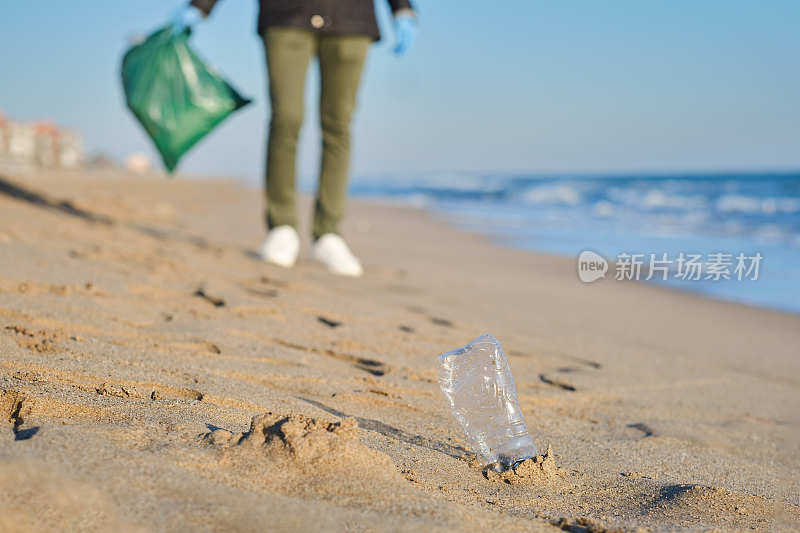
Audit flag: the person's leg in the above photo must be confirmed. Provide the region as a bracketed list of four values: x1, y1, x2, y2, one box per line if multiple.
[313, 35, 371, 239]
[262, 28, 315, 231]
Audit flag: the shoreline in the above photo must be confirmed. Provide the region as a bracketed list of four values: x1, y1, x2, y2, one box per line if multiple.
[346, 170, 800, 316]
[1, 170, 798, 531]
[356, 194, 800, 318]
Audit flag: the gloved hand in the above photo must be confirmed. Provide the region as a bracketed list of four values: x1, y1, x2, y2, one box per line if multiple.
[393, 14, 417, 56]
[171, 4, 204, 34]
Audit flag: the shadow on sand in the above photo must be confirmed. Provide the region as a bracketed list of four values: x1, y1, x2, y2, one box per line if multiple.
[298, 396, 471, 461]
[0, 174, 113, 225]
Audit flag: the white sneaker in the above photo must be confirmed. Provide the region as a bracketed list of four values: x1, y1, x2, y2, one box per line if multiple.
[259, 226, 300, 268]
[312, 234, 364, 277]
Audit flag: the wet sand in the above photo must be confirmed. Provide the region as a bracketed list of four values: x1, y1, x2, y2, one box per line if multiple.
[1, 169, 798, 532]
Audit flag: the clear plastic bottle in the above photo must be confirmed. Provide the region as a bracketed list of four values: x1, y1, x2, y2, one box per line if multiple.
[438, 333, 537, 471]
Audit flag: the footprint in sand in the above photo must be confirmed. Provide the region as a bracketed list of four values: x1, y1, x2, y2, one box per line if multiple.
[269, 337, 390, 377]
[96, 382, 203, 402]
[5, 325, 65, 354]
[245, 287, 279, 299]
[193, 288, 226, 307]
[238, 276, 287, 298]
[643, 484, 799, 529]
[317, 316, 342, 328]
[1, 389, 39, 441]
[627, 422, 656, 438]
[539, 374, 577, 392]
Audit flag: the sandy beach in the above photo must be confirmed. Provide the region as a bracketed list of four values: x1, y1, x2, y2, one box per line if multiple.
[1, 169, 798, 532]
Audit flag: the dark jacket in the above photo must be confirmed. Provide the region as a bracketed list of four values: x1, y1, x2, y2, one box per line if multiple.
[189, 0, 415, 41]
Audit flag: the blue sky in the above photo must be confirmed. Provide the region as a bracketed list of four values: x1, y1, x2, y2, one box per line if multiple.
[2, 1, 799, 182]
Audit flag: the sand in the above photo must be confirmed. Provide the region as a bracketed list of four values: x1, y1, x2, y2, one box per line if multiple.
[0, 169, 798, 532]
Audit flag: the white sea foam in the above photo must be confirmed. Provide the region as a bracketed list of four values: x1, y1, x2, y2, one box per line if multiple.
[593, 201, 615, 216]
[606, 188, 706, 211]
[523, 184, 582, 206]
[755, 224, 786, 243]
[716, 195, 800, 214]
[641, 190, 707, 210]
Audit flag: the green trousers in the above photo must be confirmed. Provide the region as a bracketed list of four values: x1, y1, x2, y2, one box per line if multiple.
[262, 27, 370, 239]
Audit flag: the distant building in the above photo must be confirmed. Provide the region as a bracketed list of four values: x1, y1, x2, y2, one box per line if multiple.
[0, 111, 84, 171]
[124, 153, 152, 175]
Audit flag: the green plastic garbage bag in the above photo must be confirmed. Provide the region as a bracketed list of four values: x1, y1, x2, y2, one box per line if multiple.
[121, 26, 251, 172]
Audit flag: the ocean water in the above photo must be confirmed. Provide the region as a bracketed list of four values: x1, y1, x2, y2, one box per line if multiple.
[350, 172, 800, 314]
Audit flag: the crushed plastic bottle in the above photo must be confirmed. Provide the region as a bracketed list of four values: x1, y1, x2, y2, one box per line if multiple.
[438, 333, 537, 471]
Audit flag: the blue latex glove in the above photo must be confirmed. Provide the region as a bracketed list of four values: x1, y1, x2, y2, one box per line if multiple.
[393, 15, 417, 56]
[171, 5, 204, 34]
